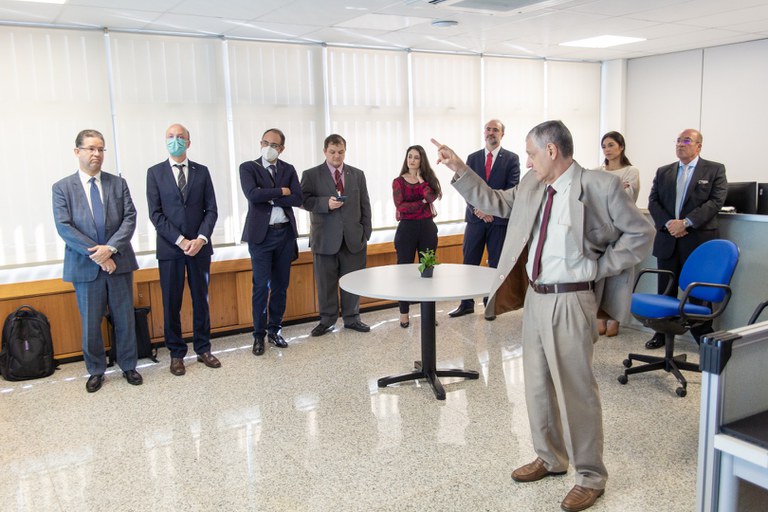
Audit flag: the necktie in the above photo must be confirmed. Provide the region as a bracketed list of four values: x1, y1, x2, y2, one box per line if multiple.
[89, 177, 106, 245]
[174, 164, 187, 200]
[268, 164, 277, 185]
[675, 164, 689, 219]
[334, 168, 344, 195]
[531, 186, 557, 283]
[485, 152, 493, 181]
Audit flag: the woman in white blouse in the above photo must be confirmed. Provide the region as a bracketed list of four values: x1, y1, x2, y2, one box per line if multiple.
[598, 131, 640, 337]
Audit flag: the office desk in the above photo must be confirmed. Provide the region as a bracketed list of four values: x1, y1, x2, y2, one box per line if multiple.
[339, 263, 496, 400]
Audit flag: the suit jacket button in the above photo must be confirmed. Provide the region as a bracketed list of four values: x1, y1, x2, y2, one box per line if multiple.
[499, 274, 505, 280]
[511, 257, 516, 263]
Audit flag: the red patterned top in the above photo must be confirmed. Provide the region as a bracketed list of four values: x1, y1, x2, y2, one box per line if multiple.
[392, 176, 438, 221]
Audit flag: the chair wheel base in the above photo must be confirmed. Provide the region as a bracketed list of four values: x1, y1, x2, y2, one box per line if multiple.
[622, 359, 632, 368]
[676, 387, 687, 397]
[617, 374, 628, 385]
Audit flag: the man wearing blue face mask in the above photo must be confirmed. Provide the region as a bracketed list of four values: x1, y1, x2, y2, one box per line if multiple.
[146, 123, 220, 376]
[239, 128, 303, 355]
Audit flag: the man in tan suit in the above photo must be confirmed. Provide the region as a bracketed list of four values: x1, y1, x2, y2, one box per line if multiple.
[432, 120, 653, 512]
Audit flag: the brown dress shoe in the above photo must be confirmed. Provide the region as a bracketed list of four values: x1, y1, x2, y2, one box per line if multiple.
[196, 352, 221, 368]
[511, 457, 567, 482]
[597, 319, 607, 335]
[605, 320, 619, 337]
[561, 485, 604, 512]
[170, 357, 186, 376]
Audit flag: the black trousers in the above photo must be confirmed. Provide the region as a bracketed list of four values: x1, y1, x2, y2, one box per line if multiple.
[394, 218, 438, 314]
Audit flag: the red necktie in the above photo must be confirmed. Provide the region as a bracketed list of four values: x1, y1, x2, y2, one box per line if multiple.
[531, 186, 557, 283]
[485, 152, 493, 181]
[334, 168, 344, 195]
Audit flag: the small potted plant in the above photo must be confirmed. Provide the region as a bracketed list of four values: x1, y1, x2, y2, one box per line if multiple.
[418, 248, 439, 278]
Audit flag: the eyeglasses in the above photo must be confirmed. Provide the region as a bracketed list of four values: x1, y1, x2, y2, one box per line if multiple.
[260, 140, 282, 149]
[78, 146, 107, 154]
[675, 138, 700, 145]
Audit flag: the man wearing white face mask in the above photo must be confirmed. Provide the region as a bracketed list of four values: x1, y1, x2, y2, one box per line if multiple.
[147, 123, 220, 376]
[239, 128, 303, 356]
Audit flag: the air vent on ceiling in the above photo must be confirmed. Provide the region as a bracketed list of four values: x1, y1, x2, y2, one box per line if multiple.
[421, 0, 571, 15]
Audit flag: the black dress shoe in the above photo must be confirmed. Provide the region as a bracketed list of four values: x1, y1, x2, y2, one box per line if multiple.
[344, 320, 370, 333]
[268, 332, 288, 348]
[86, 374, 104, 393]
[122, 369, 143, 386]
[485, 315, 496, 321]
[400, 321, 409, 328]
[253, 337, 265, 356]
[448, 304, 474, 318]
[645, 333, 665, 349]
[310, 323, 333, 337]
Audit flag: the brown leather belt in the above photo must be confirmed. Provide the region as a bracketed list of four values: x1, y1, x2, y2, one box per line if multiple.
[529, 281, 594, 294]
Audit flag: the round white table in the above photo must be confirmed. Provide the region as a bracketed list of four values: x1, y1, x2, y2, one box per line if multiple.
[340, 263, 497, 400]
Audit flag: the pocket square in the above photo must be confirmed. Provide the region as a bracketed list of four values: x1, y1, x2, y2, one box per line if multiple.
[697, 179, 709, 185]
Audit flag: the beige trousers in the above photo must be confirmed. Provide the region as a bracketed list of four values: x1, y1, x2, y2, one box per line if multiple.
[522, 287, 608, 489]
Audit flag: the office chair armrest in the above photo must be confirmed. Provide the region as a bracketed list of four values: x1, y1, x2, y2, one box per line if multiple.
[748, 300, 768, 325]
[633, 268, 676, 295]
[678, 282, 733, 322]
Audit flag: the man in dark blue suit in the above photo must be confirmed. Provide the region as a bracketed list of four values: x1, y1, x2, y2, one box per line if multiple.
[146, 123, 219, 376]
[239, 128, 303, 355]
[53, 129, 142, 393]
[448, 119, 520, 319]
[646, 128, 727, 348]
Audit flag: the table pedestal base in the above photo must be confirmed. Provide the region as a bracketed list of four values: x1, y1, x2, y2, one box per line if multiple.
[378, 362, 479, 400]
[376, 301, 478, 400]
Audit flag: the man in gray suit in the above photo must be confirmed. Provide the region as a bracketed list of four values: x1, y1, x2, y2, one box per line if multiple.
[301, 134, 372, 337]
[52, 129, 142, 393]
[433, 120, 653, 512]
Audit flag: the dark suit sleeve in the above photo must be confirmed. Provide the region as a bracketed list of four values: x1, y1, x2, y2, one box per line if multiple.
[647, 167, 672, 230]
[240, 161, 284, 204]
[359, 172, 372, 240]
[687, 163, 727, 228]
[505, 152, 520, 189]
[301, 167, 331, 214]
[198, 167, 218, 240]
[106, 177, 137, 252]
[147, 167, 183, 245]
[52, 181, 96, 257]
[272, 164, 303, 208]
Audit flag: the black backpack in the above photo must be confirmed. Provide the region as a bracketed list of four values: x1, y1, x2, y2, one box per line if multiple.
[107, 307, 158, 366]
[0, 305, 57, 381]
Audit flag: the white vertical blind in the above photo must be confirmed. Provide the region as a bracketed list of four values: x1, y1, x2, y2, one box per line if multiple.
[228, 41, 324, 236]
[0, 26, 602, 270]
[327, 47, 408, 228]
[0, 27, 112, 266]
[484, 56, 546, 168]
[412, 52, 481, 221]
[546, 60, 602, 167]
[109, 33, 231, 252]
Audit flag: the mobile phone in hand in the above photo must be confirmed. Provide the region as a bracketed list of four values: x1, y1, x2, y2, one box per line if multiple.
[335, 195, 347, 202]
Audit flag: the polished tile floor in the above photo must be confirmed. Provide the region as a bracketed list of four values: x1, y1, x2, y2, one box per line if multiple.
[0, 304, 761, 511]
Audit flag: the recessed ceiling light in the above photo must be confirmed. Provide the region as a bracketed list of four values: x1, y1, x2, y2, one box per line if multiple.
[560, 35, 645, 49]
[13, 0, 67, 4]
[432, 20, 459, 28]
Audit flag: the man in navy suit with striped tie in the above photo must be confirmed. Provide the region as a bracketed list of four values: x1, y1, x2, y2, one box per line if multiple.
[147, 123, 219, 376]
[52, 129, 142, 393]
[448, 119, 520, 320]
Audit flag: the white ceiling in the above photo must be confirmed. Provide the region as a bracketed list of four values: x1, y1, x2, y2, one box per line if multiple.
[1, 0, 768, 61]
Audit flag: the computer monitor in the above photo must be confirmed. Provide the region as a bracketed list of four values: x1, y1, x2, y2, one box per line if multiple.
[758, 183, 768, 215]
[724, 182, 757, 214]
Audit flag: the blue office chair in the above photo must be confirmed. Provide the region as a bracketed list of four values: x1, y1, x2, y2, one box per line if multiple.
[618, 239, 739, 397]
